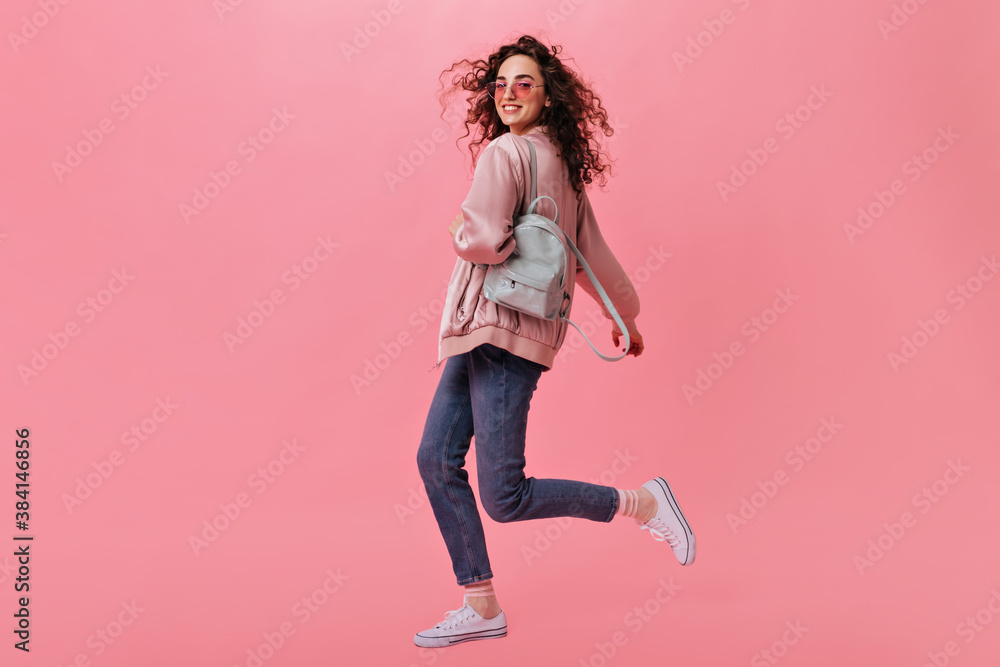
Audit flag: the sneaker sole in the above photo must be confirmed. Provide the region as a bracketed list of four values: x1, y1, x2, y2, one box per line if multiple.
[414, 626, 507, 648]
[652, 477, 696, 565]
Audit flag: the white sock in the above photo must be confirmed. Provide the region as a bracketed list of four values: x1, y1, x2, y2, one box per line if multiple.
[616, 488, 641, 518]
[616, 488, 652, 523]
[464, 579, 495, 599]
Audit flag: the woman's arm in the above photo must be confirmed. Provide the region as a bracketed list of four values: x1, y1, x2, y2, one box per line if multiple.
[450, 142, 520, 265]
[574, 189, 642, 338]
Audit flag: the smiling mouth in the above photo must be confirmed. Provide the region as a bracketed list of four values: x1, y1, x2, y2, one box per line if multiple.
[501, 105, 521, 112]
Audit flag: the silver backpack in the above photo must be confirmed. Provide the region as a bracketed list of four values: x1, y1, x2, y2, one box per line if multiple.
[482, 136, 630, 361]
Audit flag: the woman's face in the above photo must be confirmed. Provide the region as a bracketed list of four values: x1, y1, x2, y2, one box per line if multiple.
[494, 54, 550, 136]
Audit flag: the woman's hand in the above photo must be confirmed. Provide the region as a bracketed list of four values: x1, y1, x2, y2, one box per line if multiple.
[612, 325, 644, 357]
[448, 213, 462, 238]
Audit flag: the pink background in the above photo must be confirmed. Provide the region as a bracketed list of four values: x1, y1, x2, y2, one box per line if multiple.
[3, 1, 1000, 665]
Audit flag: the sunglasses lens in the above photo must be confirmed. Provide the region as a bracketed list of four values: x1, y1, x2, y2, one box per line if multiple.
[487, 82, 539, 100]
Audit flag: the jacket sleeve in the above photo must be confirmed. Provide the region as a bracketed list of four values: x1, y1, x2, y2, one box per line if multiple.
[452, 140, 520, 265]
[574, 188, 641, 334]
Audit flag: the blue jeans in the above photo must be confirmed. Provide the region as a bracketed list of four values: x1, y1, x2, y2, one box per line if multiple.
[416, 343, 620, 586]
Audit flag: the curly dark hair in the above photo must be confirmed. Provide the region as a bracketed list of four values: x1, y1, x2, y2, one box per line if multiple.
[437, 34, 615, 199]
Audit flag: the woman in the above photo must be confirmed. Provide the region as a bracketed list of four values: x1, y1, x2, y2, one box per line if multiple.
[414, 35, 695, 648]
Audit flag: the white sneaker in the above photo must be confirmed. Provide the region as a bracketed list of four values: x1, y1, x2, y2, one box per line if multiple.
[413, 601, 507, 648]
[639, 477, 696, 565]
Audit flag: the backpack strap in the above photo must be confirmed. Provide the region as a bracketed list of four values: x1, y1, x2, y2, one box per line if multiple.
[526, 137, 537, 203]
[563, 234, 631, 361]
[522, 139, 558, 223]
[520, 135, 631, 362]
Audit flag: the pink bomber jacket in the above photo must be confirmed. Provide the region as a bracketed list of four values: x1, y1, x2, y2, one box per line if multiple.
[435, 125, 640, 371]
